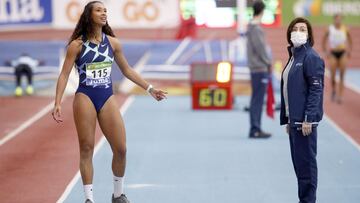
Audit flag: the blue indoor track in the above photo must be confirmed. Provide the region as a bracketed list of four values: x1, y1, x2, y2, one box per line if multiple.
[64, 96, 360, 203]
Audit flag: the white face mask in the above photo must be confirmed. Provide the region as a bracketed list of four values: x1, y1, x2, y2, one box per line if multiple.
[291, 31, 308, 47]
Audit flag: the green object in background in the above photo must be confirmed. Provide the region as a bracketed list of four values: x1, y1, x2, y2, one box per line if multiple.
[180, 0, 196, 20]
[282, 0, 360, 25]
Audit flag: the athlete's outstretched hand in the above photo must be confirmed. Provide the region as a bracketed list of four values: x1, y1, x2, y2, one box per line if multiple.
[149, 88, 167, 101]
[52, 105, 63, 123]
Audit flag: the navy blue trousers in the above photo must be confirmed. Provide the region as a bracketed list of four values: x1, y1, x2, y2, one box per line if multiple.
[289, 127, 318, 203]
[249, 72, 269, 135]
[15, 64, 33, 86]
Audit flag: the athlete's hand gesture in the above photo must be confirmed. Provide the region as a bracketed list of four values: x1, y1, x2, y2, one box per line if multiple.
[149, 87, 167, 101]
[52, 105, 63, 123]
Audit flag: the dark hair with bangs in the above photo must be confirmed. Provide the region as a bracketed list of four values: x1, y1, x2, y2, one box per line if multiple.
[286, 17, 314, 47]
[68, 1, 115, 45]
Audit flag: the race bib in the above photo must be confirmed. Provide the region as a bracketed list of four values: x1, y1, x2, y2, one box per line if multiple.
[86, 61, 112, 87]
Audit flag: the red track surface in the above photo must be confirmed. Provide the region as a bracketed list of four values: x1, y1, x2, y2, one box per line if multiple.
[0, 94, 128, 202]
[0, 96, 52, 140]
[323, 78, 360, 144]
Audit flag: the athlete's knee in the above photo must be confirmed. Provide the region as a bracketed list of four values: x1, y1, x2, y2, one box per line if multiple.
[114, 145, 127, 159]
[339, 72, 345, 81]
[331, 77, 336, 84]
[79, 142, 94, 158]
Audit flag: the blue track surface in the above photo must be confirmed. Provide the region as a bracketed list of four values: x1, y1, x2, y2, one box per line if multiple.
[346, 68, 360, 90]
[64, 96, 360, 203]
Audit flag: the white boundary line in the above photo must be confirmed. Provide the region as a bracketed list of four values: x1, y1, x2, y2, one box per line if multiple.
[177, 42, 203, 65]
[56, 96, 135, 203]
[324, 114, 360, 152]
[0, 102, 54, 146]
[324, 69, 360, 94]
[323, 69, 360, 151]
[228, 39, 236, 62]
[344, 80, 360, 94]
[0, 48, 67, 146]
[220, 40, 228, 61]
[203, 41, 213, 63]
[165, 37, 191, 65]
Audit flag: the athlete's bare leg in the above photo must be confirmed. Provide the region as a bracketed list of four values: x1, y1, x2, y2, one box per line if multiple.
[337, 54, 348, 103]
[98, 95, 127, 177]
[73, 93, 97, 184]
[328, 55, 338, 101]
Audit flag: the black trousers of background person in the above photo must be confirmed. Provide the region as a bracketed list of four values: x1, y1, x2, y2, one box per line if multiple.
[249, 72, 269, 136]
[15, 64, 33, 86]
[289, 126, 318, 203]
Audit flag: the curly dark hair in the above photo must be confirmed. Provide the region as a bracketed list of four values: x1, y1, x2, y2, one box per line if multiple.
[68, 1, 115, 45]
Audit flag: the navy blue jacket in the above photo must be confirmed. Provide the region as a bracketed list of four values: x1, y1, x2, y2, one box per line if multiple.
[280, 42, 325, 126]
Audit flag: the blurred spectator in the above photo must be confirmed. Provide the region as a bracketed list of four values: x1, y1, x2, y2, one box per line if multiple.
[246, 1, 272, 138]
[322, 14, 352, 104]
[10, 53, 40, 96]
[176, 15, 196, 39]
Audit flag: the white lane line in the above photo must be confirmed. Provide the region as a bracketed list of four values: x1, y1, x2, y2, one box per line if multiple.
[344, 81, 360, 94]
[0, 102, 54, 146]
[56, 96, 135, 203]
[56, 172, 81, 203]
[177, 42, 203, 65]
[228, 39, 236, 62]
[324, 70, 360, 94]
[220, 40, 228, 61]
[203, 41, 213, 63]
[324, 114, 360, 152]
[165, 37, 191, 65]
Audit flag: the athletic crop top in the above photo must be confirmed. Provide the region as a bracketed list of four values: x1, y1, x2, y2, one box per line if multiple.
[328, 24, 347, 50]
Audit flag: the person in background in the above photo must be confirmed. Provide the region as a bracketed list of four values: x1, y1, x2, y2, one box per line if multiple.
[246, 0, 272, 138]
[11, 53, 40, 96]
[281, 17, 325, 203]
[322, 14, 352, 104]
[176, 14, 196, 39]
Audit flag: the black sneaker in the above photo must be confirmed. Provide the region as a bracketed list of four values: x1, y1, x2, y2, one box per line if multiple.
[85, 199, 93, 203]
[249, 131, 271, 138]
[112, 194, 130, 203]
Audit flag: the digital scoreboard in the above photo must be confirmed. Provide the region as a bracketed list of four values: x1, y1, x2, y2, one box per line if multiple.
[191, 62, 233, 110]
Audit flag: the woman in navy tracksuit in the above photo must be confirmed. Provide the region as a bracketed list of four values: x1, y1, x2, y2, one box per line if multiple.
[280, 17, 325, 203]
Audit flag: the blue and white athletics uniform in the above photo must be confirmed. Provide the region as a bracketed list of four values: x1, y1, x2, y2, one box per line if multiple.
[75, 33, 114, 113]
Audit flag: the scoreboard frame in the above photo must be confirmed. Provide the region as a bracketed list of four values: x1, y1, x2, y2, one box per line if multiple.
[190, 62, 233, 110]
